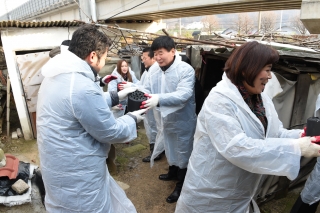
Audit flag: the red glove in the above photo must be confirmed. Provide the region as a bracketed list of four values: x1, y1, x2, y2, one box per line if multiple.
[102, 75, 117, 84]
[301, 127, 307, 137]
[117, 82, 126, 91]
[140, 94, 152, 109]
[301, 127, 320, 143]
[118, 82, 133, 91]
[312, 136, 320, 144]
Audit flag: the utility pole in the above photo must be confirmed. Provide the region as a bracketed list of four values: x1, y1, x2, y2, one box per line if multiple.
[78, 0, 92, 23]
[4, 0, 10, 21]
[258, 11, 262, 32]
[179, 18, 182, 36]
[279, 10, 283, 31]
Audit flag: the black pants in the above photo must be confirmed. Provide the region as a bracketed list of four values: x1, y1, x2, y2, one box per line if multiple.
[290, 195, 320, 213]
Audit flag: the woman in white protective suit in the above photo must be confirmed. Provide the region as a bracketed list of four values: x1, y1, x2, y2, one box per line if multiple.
[175, 41, 320, 213]
[108, 59, 139, 118]
[37, 24, 146, 213]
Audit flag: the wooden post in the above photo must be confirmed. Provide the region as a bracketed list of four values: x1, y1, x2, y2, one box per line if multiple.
[6, 75, 10, 139]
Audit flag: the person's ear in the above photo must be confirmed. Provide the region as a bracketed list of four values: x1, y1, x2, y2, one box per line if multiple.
[89, 51, 97, 62]
[84, 51, 97, 64]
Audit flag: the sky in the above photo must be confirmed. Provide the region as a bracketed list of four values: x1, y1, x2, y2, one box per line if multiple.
[0, 0, 29, 19]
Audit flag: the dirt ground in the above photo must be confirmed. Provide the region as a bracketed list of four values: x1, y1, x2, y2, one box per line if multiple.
[0, 105, 319, 213]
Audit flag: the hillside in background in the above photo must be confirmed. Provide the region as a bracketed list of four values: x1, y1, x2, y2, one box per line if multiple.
[164, 10, 301, 30]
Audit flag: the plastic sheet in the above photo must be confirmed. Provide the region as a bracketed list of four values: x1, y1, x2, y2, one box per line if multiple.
[176, 73, 302, 212]
[143, 53, 197, 169]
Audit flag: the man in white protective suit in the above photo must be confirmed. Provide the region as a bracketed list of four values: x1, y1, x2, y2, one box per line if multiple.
[141, 36, 197, 203]
[37, 24, 146, 213]
[139, 47, 162, 163]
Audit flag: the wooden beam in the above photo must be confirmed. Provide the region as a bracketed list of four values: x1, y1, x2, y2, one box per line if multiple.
[289, 73, 312, 129]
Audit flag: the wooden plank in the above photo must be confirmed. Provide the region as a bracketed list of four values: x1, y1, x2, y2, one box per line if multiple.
[289, 73, 312, 129]
[199, 55, 208, 89]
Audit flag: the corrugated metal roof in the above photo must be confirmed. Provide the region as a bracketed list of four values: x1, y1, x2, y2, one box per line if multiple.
[0, 20, 81, 28]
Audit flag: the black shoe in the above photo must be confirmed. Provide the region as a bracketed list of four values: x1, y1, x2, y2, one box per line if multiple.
[159, 165, 178, 181]
[159, 173, 178, 181]
[142, 143, 162, 162]
[142, 155, 151, 162]
[142, 154, 161, 162]
[154, 154, 161, 161]
[166, 187, 181, 203]
[165, 167, 187, 202]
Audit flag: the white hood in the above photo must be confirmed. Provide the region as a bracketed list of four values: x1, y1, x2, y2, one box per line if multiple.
[111, 66, 134, 82]
[213, 73, 269, 131]
[42, 50, 92, 78]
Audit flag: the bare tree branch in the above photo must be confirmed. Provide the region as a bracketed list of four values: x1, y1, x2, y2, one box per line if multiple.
[261, 11, 278, 33]
[201, 15, 220, 35]
[290, 15, 308, 35]
[232, 13, 255, 35]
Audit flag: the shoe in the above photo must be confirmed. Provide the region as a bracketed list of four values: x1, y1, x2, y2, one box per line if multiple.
[142, 153, 161, 162]
[166, 187, 181, 203]
[159, 173, 178, 181]
[165, 168, 187, 203]
[159, 165, 178, 181]
[142, 155, 151, 162]
[154, 154, 161, 161]
[142, 144, 162, 162]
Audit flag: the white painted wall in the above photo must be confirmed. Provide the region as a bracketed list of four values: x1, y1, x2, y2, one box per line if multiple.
[1, 27, 77, 140]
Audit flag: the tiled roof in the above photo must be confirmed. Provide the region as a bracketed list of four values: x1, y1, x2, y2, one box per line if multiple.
[0, 20, 81, 28]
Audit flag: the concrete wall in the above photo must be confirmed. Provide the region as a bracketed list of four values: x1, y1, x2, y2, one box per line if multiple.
[300, 0, 320, 34]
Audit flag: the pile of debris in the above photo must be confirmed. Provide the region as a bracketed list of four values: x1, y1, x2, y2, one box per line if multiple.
[0, 47, 6, 70]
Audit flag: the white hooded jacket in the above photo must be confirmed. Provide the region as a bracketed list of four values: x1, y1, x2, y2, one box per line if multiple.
[143, 55, 197, 168]
[37, 50, 137, 213]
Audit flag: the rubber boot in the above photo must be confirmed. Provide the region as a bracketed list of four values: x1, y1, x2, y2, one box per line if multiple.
[166, 168, 187, 203]
[290, 195, 320, 213]
[159, 165, 179, 181]
[34, 168, 46, 207]
[142, 143, 162, 162]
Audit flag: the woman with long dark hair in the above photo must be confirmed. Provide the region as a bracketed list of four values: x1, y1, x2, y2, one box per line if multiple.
[108, 59, 139, 117]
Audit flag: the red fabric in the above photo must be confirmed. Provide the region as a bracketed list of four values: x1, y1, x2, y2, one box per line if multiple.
[301, 127, 320, 143]
[140, 94, 151, 108]
[301, 127, 307, 137]
[117, 81, 127, 90]
[103, 75, 117, 83]
[313, 136, 320, 143]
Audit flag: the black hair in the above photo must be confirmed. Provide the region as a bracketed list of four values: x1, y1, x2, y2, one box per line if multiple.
[142, 47, 154, 58]
[68, 24, 112, 60]
[61, 40, 71, 46]
[151, 36, 175, 52]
